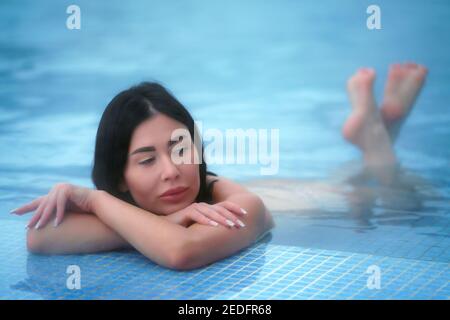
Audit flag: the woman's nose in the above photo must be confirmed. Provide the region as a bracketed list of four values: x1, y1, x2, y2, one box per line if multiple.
[160, 155, 180, 181]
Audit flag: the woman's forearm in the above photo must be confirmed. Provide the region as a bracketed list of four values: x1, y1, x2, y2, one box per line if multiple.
[26, 212, 131, 254]
[25, 196, 190, 256]
[91, 191, 192, 268]
[223, 193, 274, 236]
[209, 176, 275, 233]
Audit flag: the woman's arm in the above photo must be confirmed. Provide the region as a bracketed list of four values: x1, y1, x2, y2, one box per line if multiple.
[25, 196, 217, 255]
[208, 175, 275, 231]
[26, 177, 274, 270]
[25, 198, 226, 256]
[26, 211, 132, 254]
[88, 176, 274, 270]
[178, 176, 275, 270]
[90, 191, 193, 269]
[183, 192, 270, 269]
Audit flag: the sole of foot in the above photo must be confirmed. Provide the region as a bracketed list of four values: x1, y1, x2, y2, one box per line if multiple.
[380, 62, 428, 140]
[342, 67, 379, 148]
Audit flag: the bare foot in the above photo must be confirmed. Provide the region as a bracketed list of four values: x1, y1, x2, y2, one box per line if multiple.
[342, 68, 397, 184]
[380, 63, 428, 142]
[343, 68, 388, 150]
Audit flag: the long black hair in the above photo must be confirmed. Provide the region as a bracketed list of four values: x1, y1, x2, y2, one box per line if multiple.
[91, 82, 217, 207]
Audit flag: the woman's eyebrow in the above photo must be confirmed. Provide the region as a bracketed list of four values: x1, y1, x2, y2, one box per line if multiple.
[130, 146, 156, 156]
[129, 139, 182, 156]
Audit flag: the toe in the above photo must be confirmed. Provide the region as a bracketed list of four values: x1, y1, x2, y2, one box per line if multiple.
[389, 63, 404, 79]
[417, 65, 428, 77]
[359, 67, 375, 76]
[404, 62, 418, 69]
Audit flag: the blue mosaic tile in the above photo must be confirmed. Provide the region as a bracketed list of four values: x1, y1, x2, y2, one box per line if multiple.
[1, 219, 448, 300]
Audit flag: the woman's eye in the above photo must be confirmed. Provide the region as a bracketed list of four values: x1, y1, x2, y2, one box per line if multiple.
[139, 158, 155, 165]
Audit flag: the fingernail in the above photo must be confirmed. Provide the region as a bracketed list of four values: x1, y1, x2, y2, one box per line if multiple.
[35, 221, 41, 230]
[237, 219, 246, 227]
[10, 208, 18, 214]
[53, 218, 59, 228]
[209, 220, 219, 227]
[241, 208, 248, 215]
[226, 219, 235, 227]
[25, 225, 29, 230]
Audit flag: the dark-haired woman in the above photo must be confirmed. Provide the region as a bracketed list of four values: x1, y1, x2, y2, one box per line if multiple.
[14, 82, 275, 270]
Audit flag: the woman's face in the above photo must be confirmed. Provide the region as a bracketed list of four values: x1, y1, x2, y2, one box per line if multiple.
[121, 113, 200, 215]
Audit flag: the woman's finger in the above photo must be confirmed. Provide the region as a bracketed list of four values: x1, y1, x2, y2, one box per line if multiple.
[217, 201, 248, 216]
[10, 196, 46, 215]
[36, 190, 58, 229]
[208, 203, 246, 228]
[54, 190, 68, 227]
[187, 206, 217, 227]
[197, 203, 239, 228]
[27, 196, 49, 229]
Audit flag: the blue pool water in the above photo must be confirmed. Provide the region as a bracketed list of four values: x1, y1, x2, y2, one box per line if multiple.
[0, 0, 449, 299]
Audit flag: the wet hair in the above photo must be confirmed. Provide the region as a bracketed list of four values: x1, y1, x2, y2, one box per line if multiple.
[91, 82, 217, 207]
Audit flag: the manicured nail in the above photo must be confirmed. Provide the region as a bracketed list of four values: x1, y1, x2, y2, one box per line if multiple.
[10, 208, 18, 214]
[25, 225, 29, 230]
[209, 220, 218, 227]
[35, 220, 41, 230]
[53, 218, 59, 228]
[241, 208, 248, 215]
[226, 219, 235, 227]
[237, 219, 246, 228]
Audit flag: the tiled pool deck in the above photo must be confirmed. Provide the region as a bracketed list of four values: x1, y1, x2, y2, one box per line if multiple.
[1, 219, 448, 300]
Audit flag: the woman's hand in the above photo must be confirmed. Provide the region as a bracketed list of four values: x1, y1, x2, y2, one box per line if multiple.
[168, 201, 248, 228]
[10, 183, 99, 229]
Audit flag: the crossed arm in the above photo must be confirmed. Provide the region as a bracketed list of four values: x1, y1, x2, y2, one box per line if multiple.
[26, 176, 275, 270]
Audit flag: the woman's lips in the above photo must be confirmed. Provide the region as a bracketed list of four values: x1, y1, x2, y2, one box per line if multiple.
[159, 187, 189, 203]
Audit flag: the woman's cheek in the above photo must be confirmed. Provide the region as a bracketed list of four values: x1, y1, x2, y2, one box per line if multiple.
[190, 166, 201, 197]
[129, 172, 159, 207]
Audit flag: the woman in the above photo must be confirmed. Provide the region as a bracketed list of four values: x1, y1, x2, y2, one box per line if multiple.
[12, 62, 427, 270]
[12, 82, 275, 270]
